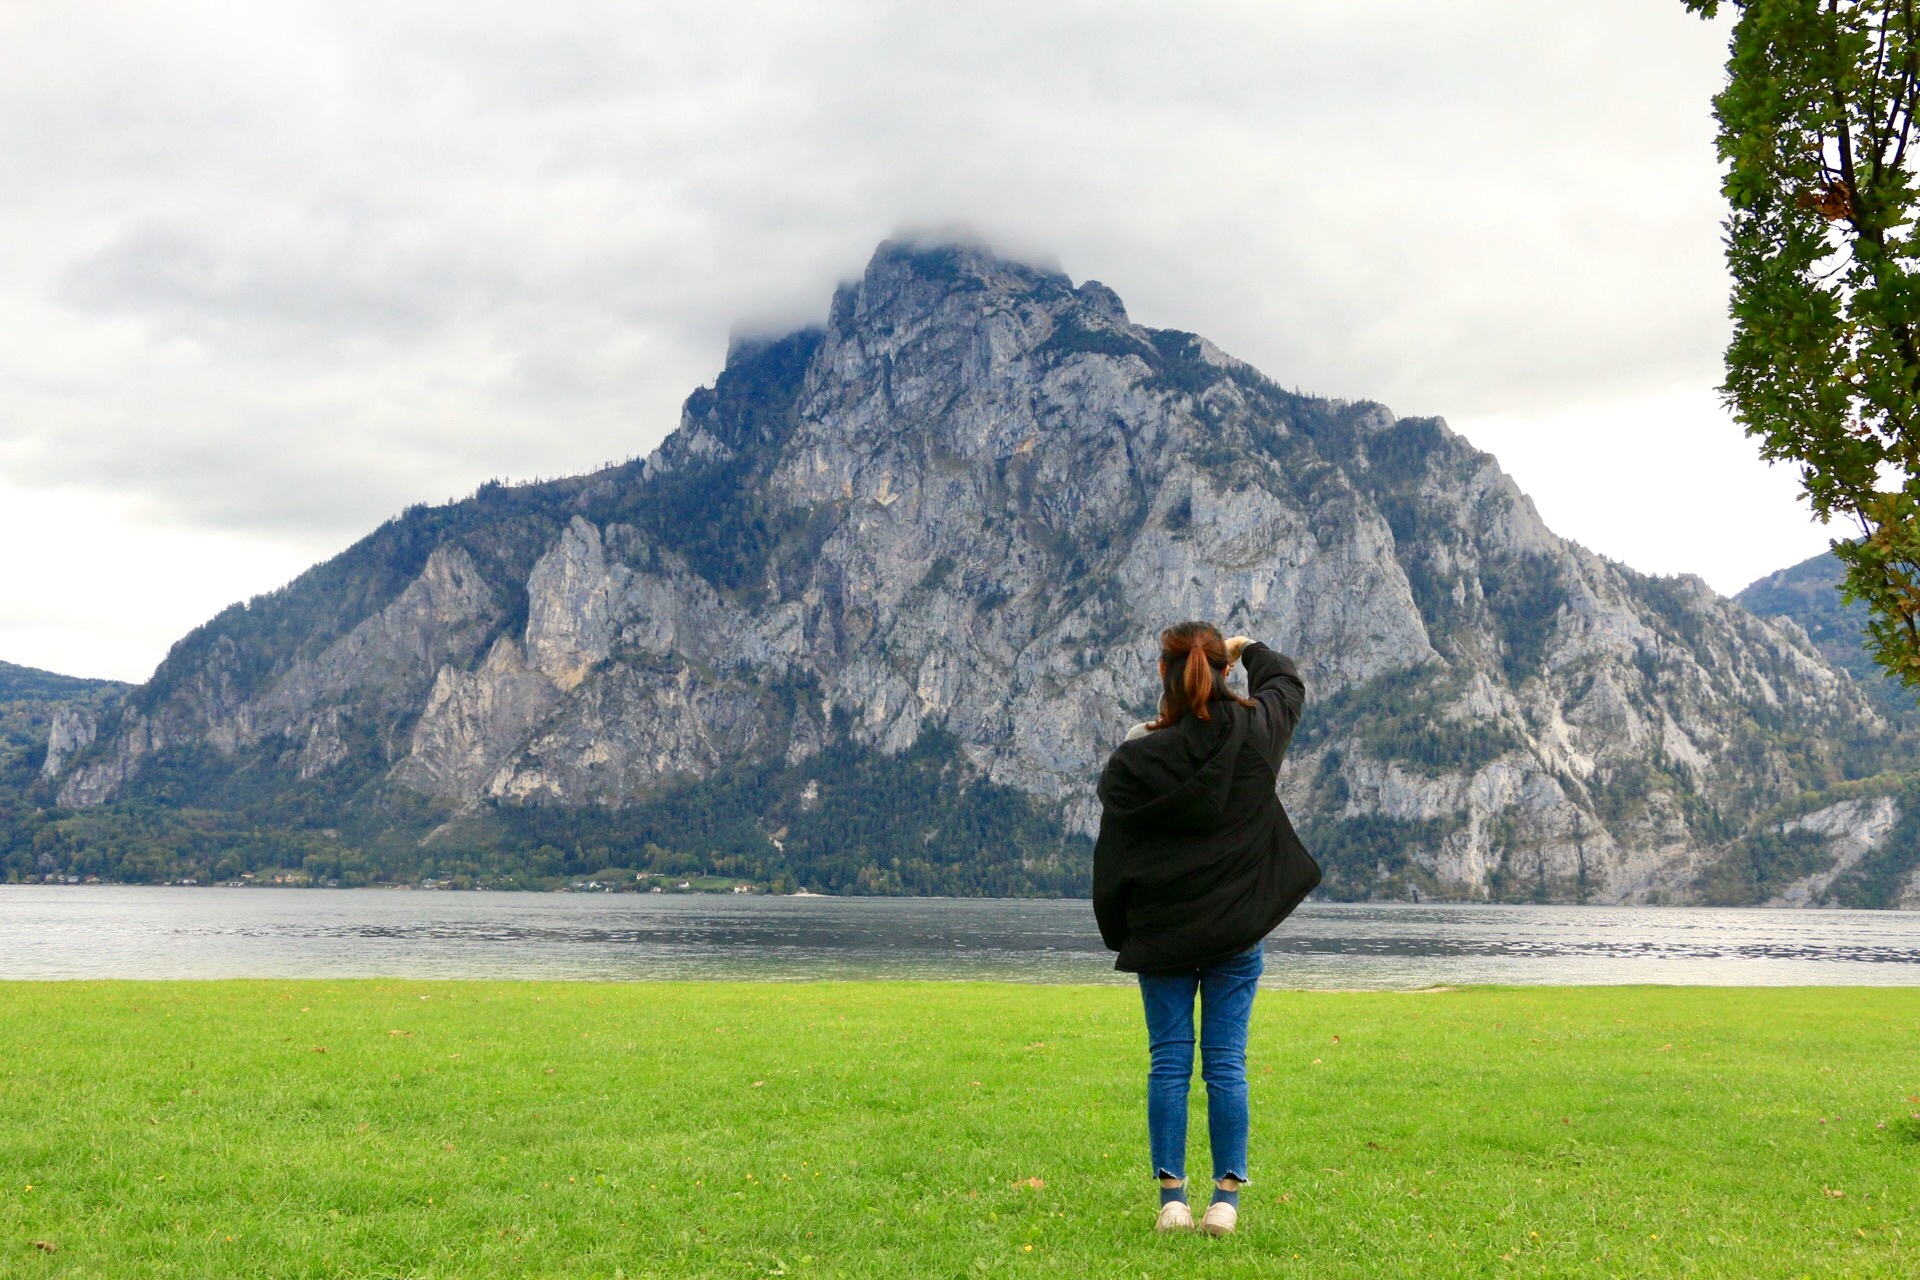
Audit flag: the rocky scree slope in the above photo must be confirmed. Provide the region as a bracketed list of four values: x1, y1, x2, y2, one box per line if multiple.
[35, 241, 1920, 903]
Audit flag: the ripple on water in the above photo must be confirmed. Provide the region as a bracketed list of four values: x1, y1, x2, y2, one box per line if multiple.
[2, 887, 1918, 987]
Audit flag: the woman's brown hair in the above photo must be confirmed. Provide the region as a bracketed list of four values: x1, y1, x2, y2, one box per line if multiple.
[1145, 621, 1255, 730]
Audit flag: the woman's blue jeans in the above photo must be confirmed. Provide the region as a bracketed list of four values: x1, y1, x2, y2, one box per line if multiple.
[1136, 942, 1263, 1185]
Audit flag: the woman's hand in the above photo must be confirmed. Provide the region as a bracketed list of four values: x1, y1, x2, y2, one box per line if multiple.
[1224, 635, 1252, 665]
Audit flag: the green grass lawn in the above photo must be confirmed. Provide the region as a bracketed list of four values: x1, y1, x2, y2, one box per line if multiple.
[1, 981, 1914, 1278]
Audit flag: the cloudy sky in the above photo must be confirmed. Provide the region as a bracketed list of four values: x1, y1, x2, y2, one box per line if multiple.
[1, 1, 1831, 682]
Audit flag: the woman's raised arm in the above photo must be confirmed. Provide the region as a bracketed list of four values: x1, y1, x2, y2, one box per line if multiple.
[1232, 640, 1305, 766]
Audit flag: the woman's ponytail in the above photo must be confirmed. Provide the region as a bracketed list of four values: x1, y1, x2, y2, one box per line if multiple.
[1185, 638, 1215, 722]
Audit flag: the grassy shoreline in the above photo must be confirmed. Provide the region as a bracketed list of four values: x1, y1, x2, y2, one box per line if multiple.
[3, 981, 1915, 1277]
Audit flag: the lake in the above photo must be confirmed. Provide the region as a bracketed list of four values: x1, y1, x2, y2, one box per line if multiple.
[3, 886, 1919, 987]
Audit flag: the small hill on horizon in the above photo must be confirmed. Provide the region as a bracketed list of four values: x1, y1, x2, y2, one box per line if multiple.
[1735, 549, 1916, 719]
[0, 659, 127, 704]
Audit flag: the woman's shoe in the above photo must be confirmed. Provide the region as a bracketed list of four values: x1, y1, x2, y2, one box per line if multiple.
[1154, 1200, 1194, 1232]
[1199, 1201, 1238, 1235]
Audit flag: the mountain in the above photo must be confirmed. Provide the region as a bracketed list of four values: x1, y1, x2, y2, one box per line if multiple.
[15, 239, 1920, 904]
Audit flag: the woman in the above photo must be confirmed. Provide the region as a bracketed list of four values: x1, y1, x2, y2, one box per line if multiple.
[1092, 622, 1320, 1235]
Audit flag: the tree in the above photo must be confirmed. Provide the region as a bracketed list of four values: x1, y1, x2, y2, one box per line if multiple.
[1687, 1, 1920, 689]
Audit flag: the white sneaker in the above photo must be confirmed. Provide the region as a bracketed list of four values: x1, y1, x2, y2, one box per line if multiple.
[1154, 1200, 1194, 1232]
[1199, 1201, 1238, 1236]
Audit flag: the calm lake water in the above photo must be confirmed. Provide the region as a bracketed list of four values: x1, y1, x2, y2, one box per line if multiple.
[3, 886, 1919, 988]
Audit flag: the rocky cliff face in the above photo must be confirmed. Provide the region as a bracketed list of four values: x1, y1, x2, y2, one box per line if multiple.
[1, 658, 118, 749]
[43, 240, 1919, 902]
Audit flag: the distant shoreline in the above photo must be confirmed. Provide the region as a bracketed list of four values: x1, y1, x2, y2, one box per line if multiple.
[7, 880, 1920, 911]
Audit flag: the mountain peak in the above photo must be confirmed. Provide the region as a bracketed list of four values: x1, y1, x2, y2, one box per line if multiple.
[827, 237, 1076, 334]
[867, 233, 1068, 289]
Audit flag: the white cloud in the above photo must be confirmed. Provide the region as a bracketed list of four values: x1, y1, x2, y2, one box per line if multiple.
[0, 478, 313, 683]
[1450, 389, 1837, 596]
[3, 0, 1815, 680]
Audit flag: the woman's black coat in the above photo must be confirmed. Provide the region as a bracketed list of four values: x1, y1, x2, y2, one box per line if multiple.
[1091, 641, 1320, 974]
